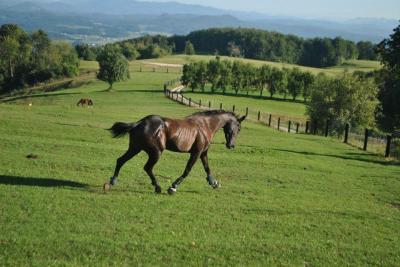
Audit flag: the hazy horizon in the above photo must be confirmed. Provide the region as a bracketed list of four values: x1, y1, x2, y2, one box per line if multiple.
[138, 0, 400, 20]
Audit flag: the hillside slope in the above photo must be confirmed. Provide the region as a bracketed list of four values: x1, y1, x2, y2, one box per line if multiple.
[0, 70, 399, 265]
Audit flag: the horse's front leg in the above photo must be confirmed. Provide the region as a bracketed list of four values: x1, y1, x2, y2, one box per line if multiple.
[168, 151, 200, 194]
[200, 150, 220, 189]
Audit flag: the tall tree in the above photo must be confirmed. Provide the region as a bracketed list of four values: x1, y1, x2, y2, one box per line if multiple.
[184, 41, 195, 55]
[258, 65, 272, 98]
[207, 58, 221, 93]
[194, 61, 207, 92]
[301, 71, 315, 102]
[287, 68, 304, 101]
[376, 22, 400, 130]
[231, 60, 244, 95]
[307, 73, 378, 134]
[267, 67, 282, 98]
[0, 24, 31, 88]
[96, 44, 130, 90]
[217, 60, 232, 94]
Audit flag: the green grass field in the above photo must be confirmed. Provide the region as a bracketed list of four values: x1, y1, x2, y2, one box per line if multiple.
[0, 67, 399, 266]
[182, 91, 307, 121]
[137, 55, 381, 76]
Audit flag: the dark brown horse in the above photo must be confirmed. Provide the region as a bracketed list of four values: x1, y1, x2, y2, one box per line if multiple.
[105, 110, 246, 194]
[77, 98, 93, 106]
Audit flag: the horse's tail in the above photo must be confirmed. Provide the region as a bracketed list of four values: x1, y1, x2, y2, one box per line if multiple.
[108, 122, 137, 138]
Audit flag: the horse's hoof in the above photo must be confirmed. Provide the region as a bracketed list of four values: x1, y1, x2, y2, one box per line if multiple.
[155, 186, 162, 194]
[212, 181, 220, 189]
[167, 187, 177, 195]
[103, 182, 111, 193]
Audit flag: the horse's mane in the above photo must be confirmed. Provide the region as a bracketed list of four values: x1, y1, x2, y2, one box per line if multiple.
[188, 110, 239, 119]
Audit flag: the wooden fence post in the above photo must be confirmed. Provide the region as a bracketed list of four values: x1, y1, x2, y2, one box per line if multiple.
[189, 98, 192, 107]
[220, 103, 222, 110]
[245, 107, 249, 116]
[325, 120, 330, 137]
[278, 118, 281, 130]
[296, 123, 299, 134]
[288, 121, 291, 133]
[344, 123, 349, 143]
[305, 121, 310, 134]
[257, 111, 261, 121]
[363, 128, 369, 151]
[199, 100, 201, 107]
[232, 105, 235, 112]
[209, 101, 211, 108]
[163, 84, 167, 94]
[268, 114, 272, 127]
[385, 135, 392, 157]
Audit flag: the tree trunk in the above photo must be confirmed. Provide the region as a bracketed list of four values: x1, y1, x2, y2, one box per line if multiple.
[107, 82, 113, 91]
[9, 58, 14, 78]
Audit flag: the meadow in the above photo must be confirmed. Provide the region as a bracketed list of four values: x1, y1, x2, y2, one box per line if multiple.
[0, 62, 399, 266]
[136, 55, 382, 76]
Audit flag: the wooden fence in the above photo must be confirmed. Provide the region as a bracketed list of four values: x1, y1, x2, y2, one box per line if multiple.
[163, 80, 399, 159]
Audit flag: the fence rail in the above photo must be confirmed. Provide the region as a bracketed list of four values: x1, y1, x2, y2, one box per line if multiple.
[163, 80, 399, 159]
[131, 64, 182, 74]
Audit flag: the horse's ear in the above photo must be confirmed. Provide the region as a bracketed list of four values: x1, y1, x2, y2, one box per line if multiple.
[238, 115, 247, 123]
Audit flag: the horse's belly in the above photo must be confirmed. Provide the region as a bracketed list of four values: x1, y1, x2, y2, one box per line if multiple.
[166, 138, 194, 152]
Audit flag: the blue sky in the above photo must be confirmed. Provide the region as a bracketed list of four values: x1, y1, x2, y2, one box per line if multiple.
[141, 0, 400, 19]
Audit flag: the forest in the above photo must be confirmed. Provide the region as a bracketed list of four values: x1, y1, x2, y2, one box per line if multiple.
[0, 24, 79, 93]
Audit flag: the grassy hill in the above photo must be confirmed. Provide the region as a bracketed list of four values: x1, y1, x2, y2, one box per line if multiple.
[0, 65, 399, 266]
[136, 55, 382, 76]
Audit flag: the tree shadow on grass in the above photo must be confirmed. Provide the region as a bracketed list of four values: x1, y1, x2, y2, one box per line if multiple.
[111, 89, 163, 93]
[1, 92, 81, 103]
[0, 175, 88, 188]
[272, 148, 400, 166]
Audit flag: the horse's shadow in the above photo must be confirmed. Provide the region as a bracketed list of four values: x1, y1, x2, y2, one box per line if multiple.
[0, 175, 88, 189]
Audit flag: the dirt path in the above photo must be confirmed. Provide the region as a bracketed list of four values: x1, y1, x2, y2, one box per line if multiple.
[144, 62, 183, 68]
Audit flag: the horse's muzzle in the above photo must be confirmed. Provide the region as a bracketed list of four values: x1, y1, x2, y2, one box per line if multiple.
[226, 144, 235, 149]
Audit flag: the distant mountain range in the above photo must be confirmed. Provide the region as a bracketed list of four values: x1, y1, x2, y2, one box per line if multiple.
[0, 0, 397, 44]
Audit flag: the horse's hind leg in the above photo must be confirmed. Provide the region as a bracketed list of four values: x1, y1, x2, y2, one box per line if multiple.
[109, 147, 140, 186]
[144, 148, 162, 194]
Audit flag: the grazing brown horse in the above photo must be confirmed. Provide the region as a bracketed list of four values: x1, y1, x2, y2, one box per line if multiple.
[76, 98, 93, 106]
[105, 110, 246, 194]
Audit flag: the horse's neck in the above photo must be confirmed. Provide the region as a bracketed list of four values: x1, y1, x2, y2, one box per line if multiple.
[208, 114, 232, 133]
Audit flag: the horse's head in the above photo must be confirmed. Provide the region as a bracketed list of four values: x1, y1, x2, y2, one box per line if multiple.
[223, 115, 246, 149]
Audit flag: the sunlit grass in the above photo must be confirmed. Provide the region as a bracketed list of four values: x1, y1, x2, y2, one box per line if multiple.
[0, 69, 399, 266]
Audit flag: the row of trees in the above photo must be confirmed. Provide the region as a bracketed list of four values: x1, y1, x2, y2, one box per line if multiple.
[75, 29, 380, 69]
[182, 57, 314, 101]
[181, 56, 382, 133]
[168, 28, 379, 67]
[75, 35, 174, 60]
[0, 24, 79, 93]
[75, 35, 173, 61]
